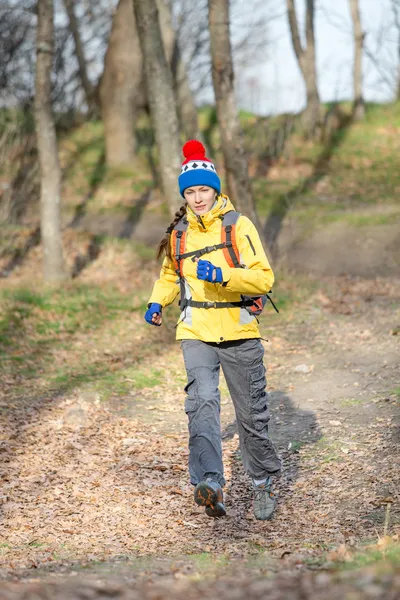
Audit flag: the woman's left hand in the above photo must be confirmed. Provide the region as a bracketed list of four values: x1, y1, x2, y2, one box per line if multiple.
[196, 258, 223, 283]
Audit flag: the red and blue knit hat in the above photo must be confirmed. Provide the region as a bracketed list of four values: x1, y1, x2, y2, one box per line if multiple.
[178, 140, 221, 197]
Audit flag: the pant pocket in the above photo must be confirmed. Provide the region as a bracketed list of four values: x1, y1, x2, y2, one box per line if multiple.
[249, 366, 269, 431]
[252, 393, 270, 431]
[249, 365, 266, 398]
[184, 373, 198, 414]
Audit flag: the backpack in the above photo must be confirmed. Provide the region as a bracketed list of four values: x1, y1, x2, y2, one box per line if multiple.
[171, 210, 279, 316]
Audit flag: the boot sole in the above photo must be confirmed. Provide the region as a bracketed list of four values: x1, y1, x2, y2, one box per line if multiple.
[194, 481, 226, 518]
[254, 509, 275, 521]
[254, 496, 276, 521]
[205, 502, 226, 518]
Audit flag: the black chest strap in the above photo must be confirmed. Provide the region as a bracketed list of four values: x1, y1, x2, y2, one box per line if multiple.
[177, 242, 228, 262]
[180, 298, 255, 310]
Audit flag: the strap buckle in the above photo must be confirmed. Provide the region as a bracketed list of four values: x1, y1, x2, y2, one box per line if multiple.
[190, 245, 219, 261]
[204, 301, 217, 309]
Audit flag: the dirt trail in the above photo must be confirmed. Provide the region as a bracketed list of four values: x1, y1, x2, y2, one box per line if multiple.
[0, 276, 399, 597]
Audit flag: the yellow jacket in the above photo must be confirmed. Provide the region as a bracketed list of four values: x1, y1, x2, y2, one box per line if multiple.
[148, 195, 274, 343]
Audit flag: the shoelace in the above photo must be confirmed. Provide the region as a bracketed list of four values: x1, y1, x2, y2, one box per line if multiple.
[253, 484, 273, 501]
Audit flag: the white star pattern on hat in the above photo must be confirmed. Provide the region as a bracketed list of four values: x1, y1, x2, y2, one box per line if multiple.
[180, 160, 217, 174]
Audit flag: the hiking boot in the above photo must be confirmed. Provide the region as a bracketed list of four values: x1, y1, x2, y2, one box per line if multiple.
[253, 477, 276, 521]
[194, 478, 226, 518]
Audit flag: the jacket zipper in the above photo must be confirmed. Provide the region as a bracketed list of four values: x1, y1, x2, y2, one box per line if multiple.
[196, 213, 224, 339]
[245, 234, 256, 255]
[197, 215, 206, 230]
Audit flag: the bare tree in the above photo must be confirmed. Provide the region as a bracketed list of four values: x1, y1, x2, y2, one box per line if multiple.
[393, 0, 400, 99]
[133, 0, 182, 217]
[35, 0, 67, 282]
[99, 0, 142, 167]
[0, 0, 113, 115]
[170, 0, 210, 98]
[208, 0, 259, 228]
[349, 0, 365, 120]
[286, 0, 320, 133]
[0, 1, 36, 106]
[170, 0, 273, 104]
[156, 0, 200, 140]
[63, 0, 98, 116]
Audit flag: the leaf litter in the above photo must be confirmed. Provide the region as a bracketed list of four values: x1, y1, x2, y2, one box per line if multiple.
[0, 274, 399, 597]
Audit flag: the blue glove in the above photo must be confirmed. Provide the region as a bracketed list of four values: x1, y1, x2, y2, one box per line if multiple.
[196, 259, 223, 283]
[144, 303, 162, 326]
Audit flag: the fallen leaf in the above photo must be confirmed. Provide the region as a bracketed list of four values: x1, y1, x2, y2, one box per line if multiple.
[182, 521, 200, 528]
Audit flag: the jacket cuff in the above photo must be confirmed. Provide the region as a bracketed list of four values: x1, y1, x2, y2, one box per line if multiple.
[220, 265, 231, 286]
[148, 302, 162, 309]
[147, 298, 163, 308]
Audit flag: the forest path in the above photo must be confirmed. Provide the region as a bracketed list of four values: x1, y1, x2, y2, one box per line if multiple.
[0, 276, 399, 597]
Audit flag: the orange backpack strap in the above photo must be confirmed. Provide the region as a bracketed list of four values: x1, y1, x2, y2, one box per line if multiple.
[171, 217, 189, 276]
[220, 211, 241, 268]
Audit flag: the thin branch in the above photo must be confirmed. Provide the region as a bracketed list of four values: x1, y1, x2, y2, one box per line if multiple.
[305, 0, 315, 49]
[286, 0, 304, 60]
[364, 45, 396, 92]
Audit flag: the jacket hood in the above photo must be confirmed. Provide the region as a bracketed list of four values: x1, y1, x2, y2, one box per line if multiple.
[186, 194, 236, 230]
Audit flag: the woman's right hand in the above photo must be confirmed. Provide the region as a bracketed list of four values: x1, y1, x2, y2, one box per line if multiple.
[144, 303, 163, 327]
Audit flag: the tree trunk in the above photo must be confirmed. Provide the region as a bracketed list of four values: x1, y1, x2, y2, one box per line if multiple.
[208, 0, 259, 228]
[398, 43, 400, 101]
[35, 0, 67, 282]
[286, 0, 320, 134]
[156, 0, 200, 140]
[63, 0, 97, 116]
[392, 0, 400, 99]
[99, 0, 142, 168]
[133, 0, 182, 217]
[349, 0, 365, 120]
[398, 33, 400, 101]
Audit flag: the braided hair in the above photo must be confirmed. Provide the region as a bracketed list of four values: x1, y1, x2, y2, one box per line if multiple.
[156, 203, 188, 261]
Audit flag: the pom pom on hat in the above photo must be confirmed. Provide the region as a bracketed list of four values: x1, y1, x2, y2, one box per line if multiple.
[182, 140, 206, 162]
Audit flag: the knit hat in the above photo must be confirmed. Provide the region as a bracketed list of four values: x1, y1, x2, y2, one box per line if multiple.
[178, 140, 221, 197]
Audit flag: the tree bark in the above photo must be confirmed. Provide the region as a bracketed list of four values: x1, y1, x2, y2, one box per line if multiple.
[35, 0, 67, 282]
[133, 0, 182, 217]
[286, 0, 320, 133]
[156, 0, 200, 140]
[349, 0, 365, 120]
[99, 0, 142, 168]
[208, 0, 259, 228]
[392, 0, 400, 99]
[63, 0, 97, 116]
[398, 35, 400, 101]
[398, 37, 400, 101]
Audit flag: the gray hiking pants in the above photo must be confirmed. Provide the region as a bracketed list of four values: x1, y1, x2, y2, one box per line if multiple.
[181, 338, 282, 487]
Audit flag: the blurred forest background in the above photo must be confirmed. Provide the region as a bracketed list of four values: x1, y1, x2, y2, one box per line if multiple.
[0, 0, 399, 597]
[0, 0, 399, 282]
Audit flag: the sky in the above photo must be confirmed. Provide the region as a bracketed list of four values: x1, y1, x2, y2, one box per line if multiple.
[230, 0, 399, 115]
[7, 0, 397, 117]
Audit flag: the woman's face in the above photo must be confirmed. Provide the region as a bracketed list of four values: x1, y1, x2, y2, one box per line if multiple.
[183, 185, 217, 215]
